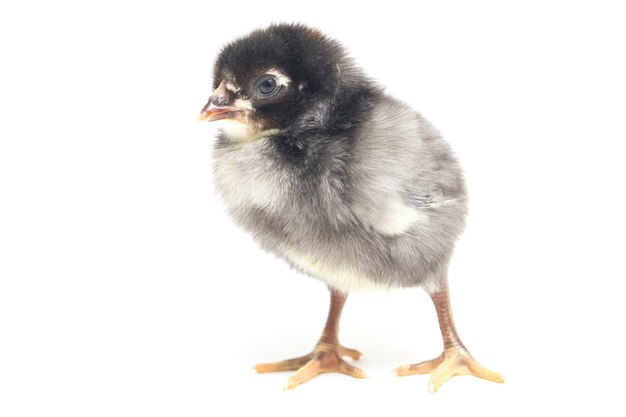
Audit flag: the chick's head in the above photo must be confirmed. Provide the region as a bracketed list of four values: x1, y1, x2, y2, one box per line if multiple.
[199, 24, 348, 141]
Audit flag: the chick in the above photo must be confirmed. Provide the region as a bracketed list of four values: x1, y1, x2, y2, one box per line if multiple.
[199, 23, 503, 392]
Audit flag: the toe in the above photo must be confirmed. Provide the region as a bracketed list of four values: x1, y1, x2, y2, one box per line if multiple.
[338, 360, 367, 378]
[284, 359, 323, 390]
[255, 354, 312, 373]
[467, 359, 504, 383]
[339, 346, 362, 361]
[396, 355, 444, 376]
[428, 358, 468, 393]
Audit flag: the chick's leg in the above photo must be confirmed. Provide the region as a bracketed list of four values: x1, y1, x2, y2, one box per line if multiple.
[396, 286, 503, 392]
[255, 288, 365, 389]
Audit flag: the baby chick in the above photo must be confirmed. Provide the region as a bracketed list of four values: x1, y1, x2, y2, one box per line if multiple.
[199, 23, 503, 392]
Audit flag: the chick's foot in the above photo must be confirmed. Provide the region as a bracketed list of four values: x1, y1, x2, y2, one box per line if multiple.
[396, 347, 503, 393]
[255, 341, 365, 389]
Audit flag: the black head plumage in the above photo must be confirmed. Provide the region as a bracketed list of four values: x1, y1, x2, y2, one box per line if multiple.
[208, 23, 379, 134]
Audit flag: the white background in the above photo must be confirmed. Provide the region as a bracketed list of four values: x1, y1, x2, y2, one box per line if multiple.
[1, 1, 625, 416]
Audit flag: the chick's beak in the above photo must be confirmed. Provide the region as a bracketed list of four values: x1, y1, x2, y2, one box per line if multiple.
[198, 81, 246, 122]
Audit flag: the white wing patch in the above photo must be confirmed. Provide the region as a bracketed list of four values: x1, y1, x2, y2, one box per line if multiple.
[374, 198, 428, 236]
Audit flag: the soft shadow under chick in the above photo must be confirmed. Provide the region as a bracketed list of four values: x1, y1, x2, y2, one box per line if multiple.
[199, 23, 502, 392]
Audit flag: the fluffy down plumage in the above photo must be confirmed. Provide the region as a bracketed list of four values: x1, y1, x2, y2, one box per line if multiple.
[209, 23, 467, 294]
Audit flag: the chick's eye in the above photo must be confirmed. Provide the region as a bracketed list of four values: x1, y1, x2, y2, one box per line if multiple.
[256, 76, 277, 96]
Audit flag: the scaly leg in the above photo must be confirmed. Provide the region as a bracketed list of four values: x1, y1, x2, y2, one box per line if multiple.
[255, 288, 366, 389]
[396, 286, 503, 392]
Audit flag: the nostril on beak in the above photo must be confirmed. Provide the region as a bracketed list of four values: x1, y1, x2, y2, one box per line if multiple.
[211, 95, 227, 107]
[209, 81, 232, 107]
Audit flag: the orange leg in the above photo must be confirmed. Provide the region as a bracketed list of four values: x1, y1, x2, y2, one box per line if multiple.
[255, 288, 366, 389]
[396, 286, 503, 392]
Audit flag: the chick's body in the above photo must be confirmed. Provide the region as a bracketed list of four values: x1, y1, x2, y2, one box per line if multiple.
[201, 24, 501, 392]
[213, 96, 466, 294]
